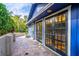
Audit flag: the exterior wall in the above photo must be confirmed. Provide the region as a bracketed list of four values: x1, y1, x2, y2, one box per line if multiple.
[28, 4, 79, 56]
[28, 24, 34, 39]
[28, 3, 47, 39]
[0, 33, 13, 56]
[42, 19, 45, 46]
[33, 5, 72, 56]
[71, 4, 79, 56]
[34, 23, 36, 40]
[28, 4, 70, 56]
[0, 35, 6, 56]
[77, 4, 79, 56]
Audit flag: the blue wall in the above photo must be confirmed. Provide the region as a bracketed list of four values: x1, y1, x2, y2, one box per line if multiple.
[71, 4, 79, 56]
[77, 4, 79, 56]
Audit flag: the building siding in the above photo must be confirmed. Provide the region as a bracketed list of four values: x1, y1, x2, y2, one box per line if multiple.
[28, 24, 34, 38]
[71, 4, 79, 56]
[76, 4, 79, 56]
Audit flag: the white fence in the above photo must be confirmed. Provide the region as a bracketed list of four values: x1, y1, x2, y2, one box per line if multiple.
[0, 33, 14, 56]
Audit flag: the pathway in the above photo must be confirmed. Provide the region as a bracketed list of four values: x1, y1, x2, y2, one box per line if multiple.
[11, 36, 57, 56]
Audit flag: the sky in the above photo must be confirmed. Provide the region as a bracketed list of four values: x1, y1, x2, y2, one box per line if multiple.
[4, 3, 32, 18]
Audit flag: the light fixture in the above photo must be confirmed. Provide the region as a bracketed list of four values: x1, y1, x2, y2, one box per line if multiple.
[47, 9, 52, 13]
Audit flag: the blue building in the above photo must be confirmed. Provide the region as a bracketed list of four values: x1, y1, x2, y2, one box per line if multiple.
[27, 3, 79, 56]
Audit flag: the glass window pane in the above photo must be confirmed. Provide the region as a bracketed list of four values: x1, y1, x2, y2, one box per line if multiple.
[36, 21, 42, 43]
[45, 11, 68, 55]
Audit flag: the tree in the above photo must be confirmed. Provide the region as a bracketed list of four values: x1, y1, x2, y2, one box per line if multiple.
[0, 3, 28, 36]
[11, 15, 20, 32]
[19, 18, 26, 32]
[0, 3, 14, 36]
[11, 15, 27, 33]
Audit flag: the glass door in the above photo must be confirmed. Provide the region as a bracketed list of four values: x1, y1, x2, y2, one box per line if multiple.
[36, 21, 42, 43]
[45, 11, 68, 56]
[45, 17, 55, 49]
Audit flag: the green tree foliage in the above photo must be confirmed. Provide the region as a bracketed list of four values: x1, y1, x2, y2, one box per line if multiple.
[0, 3, 27, 36]
[23, 16, 28, 33]
[0, 3, 14, 36]
[11, 15, 27, 33]
[11, 15, 20, 32]
[19, 18, 26, 32]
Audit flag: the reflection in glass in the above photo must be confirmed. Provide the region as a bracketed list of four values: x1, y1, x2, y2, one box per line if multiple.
[45, 11, 67, 55]
[36, 21, 42, 43]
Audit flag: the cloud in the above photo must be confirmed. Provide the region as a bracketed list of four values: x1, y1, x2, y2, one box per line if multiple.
[4, 3, 32, 16]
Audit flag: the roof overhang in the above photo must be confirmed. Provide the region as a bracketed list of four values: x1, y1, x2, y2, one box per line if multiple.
[27, 3, 70, 25]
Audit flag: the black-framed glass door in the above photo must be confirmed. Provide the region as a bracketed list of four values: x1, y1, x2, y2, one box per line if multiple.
[45, 11, 68, 56]
[36, 21, 42, 43]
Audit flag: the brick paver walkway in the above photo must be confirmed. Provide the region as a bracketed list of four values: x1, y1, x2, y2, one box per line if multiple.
[11, 36, 57, 56]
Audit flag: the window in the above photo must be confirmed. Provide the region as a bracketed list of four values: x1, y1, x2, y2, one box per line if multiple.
[45, 11, 68, 55]
[36, 21, 42, 43]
